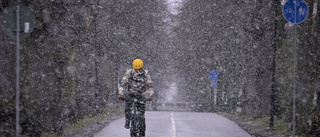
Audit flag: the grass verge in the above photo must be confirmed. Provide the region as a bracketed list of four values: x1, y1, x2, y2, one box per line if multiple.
[218, 112, 299, 137]
[42, 108, 124, 137]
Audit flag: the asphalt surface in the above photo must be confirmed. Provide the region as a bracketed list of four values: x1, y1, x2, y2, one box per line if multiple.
[94, 111, 251, 137]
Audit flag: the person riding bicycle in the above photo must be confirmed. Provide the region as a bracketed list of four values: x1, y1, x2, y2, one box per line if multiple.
[118, 59, 154, 135]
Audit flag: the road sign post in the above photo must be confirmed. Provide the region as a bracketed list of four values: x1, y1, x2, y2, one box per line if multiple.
[209, 71, 219, 111]
[1, 4, 35, 137]
[209, 70, 219, 88]
[282, 0, 308, 135]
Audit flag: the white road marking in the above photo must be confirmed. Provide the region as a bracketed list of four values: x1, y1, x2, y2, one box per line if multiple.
[171, 112, 176, 137]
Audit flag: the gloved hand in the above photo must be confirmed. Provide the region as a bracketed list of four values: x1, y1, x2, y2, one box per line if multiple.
[147, 96, 153, 101]
[118, 94, 125, 100]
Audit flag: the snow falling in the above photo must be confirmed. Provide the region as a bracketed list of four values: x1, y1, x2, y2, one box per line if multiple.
[0, 0, 319, 136]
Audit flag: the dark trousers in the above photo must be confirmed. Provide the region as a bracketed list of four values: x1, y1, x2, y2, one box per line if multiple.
[124, 93, 146, 136]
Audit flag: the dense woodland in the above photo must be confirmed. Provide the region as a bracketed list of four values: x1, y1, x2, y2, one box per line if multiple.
[0, 0, 319, 136]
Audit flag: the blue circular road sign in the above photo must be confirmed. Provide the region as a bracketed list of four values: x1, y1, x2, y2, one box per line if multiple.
[209, 71, 219, 80]
[283, 0, 309, 24]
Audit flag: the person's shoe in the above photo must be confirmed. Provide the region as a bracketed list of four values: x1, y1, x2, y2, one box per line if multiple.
[124, 120, 130, 129]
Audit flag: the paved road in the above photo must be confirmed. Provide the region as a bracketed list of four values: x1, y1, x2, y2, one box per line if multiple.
[94, 111, 251, 137]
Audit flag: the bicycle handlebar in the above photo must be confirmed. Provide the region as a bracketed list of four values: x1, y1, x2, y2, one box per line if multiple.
[124, 96, 148, 103]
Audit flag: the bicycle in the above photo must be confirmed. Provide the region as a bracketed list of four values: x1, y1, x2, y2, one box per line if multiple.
[125, 95, 147, 137]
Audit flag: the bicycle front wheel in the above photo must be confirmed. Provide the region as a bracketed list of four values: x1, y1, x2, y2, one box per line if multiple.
[130, 118, 140, 137]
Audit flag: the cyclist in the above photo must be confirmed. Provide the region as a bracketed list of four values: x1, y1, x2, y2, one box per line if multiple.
[118, 59, 154, 136]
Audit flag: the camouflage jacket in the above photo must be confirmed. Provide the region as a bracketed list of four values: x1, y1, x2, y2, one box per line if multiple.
[119, 68, 154, 97]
